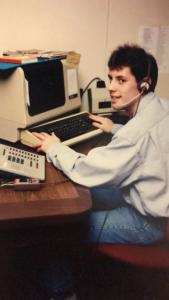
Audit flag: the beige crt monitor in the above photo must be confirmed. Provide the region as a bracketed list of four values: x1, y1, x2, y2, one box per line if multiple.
[0, 59, 81, 143]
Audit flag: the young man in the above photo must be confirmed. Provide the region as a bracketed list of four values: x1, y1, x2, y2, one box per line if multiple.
[32, 44, 169, 298]
[33, 44, 168, 244]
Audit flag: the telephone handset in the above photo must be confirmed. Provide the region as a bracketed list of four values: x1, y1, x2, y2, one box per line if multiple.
[0, 143, 45, 181]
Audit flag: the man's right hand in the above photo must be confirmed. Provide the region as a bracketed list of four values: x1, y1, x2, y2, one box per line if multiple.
[32, 132, 61, 153]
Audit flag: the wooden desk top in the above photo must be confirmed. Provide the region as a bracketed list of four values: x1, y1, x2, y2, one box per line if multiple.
[0, 163, 91, 228]
[0, 134, 111, 228]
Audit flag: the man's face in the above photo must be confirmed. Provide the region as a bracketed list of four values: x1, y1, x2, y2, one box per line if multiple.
[108, 66, 140, 112]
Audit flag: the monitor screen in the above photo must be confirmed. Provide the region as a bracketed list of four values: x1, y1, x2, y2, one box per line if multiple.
[23, 60, 65, 116]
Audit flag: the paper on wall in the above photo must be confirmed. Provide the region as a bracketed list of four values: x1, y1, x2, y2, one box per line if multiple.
[138, 26, 169, 74]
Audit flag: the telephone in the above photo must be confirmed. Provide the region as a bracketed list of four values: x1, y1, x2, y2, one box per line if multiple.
[0, 143, 45, 181]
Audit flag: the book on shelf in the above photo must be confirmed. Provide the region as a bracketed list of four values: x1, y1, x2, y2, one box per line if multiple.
[0, 55, 38, 64]
[1, 49, 69, 63]
[37, 50, 68, 59]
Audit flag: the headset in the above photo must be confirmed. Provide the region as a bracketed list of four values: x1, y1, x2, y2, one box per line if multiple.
[138, 55, 151, 92]
[115, 56, 151, 110]
[139, 81, 150, 91]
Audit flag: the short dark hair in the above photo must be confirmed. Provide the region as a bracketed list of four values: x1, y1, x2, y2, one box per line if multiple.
[108, 44, 158, 93]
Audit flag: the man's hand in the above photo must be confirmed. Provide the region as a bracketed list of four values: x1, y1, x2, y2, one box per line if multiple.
[32, 132, 61, 153]
[89, 114, 113, 133]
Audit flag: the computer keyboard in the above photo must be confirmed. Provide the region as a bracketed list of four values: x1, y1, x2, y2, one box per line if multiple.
[20, 112, 102, 147]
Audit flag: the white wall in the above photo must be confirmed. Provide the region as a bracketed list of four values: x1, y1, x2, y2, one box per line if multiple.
[0, 0, 169, 98]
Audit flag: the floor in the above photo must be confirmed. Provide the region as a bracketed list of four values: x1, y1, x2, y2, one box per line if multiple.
[0, 237, 169, 300]
[76, 254, 169, 300]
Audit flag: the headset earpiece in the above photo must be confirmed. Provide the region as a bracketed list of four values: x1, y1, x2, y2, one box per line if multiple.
[139, 81, 150, 92]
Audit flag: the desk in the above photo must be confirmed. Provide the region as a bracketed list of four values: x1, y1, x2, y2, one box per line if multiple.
[0, 134, 113, 299]
[0, 133, 111, 229]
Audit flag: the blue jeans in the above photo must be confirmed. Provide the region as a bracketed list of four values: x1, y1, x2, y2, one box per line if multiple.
[86, 187, 166, 244]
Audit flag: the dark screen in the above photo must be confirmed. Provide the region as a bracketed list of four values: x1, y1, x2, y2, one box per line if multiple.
[23, 60, 65, 116]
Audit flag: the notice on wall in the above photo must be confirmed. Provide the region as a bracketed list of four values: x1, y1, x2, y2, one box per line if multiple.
[138, 26, 169, 74]
[67, 68, 79, 99]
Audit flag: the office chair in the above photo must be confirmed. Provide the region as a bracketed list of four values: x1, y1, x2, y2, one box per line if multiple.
[96, 218, 169, 269]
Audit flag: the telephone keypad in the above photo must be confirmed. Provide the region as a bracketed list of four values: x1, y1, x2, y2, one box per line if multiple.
[0, 144, 45, 180]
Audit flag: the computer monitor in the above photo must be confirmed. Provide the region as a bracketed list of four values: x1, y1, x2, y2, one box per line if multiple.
[0, 59, 81, 142]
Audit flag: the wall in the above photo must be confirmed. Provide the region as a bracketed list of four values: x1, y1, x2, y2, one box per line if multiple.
[0, 0, 169, 100]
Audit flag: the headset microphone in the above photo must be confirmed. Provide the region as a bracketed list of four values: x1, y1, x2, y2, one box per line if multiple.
[115, 90, 143, 110]
[115, 81, 150, 110]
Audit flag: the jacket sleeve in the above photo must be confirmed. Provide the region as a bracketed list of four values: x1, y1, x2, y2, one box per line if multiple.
[46, 133, 140, 188]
